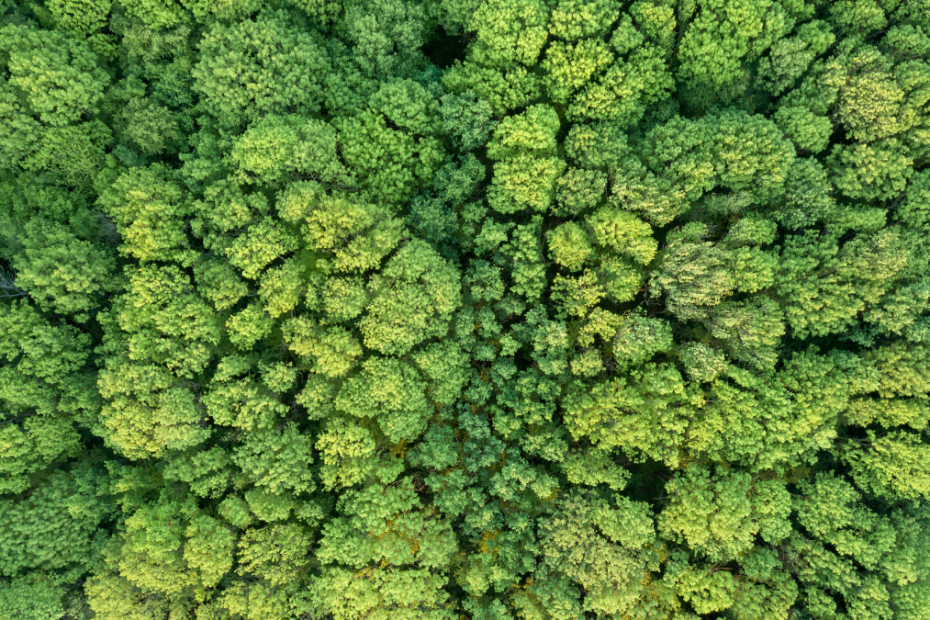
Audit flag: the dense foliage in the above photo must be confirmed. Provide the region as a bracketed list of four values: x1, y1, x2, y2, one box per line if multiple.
[2, 0, 930, 618]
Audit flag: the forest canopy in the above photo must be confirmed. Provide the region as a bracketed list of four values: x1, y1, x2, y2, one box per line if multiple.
[1, 0, 930, 618]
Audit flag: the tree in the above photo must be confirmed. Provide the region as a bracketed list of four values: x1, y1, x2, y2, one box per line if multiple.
[359, 239, 461, 356]
[0, 302, 93, 493]
[829, 139, 914, 202]
[566, 46, 675, 127]
[229, 114, 347, 187]
[96, 164, 195, 264]
[442, 62, 543, 115]
[0, 472, 105, 577]
[562, 363, 697, 467]
[0, 24, 110, 127]
[279, 183, 406, 273]
[467, 0, 549, 68]
[192, 9, 330, 128]
[677, 0, 792, 98]
[659, 467, 791, 562]
[540, 490, 659, 616]
[46, 0, 112, 35]
[338, 0, 431, 79]
[485, 105, 565, 214]
[7, 217, 117, 320]
[336, 107, 445, 207]
[758, 20, 835, 96]
[310, 479, 458, 620]
[776, 229, 909, 338]
[440, 93, 498, 151]
[774, 105, 834, 153]
[548, 0, 620, 41]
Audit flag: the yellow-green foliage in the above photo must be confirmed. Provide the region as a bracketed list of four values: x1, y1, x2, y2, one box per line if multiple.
[2, 2, 930, 618]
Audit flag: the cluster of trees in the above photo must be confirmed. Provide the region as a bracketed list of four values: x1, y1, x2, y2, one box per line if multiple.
[2, 0, 930, 618]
